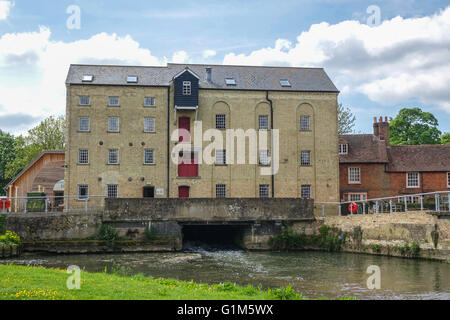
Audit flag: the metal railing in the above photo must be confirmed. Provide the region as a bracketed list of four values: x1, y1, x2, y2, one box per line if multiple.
[316, 191, 450, 217]
[1, 195, 106, 214]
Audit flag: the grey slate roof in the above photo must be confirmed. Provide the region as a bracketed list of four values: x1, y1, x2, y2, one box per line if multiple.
[339, 134, 389, 163]
[387, 145, 450, 172]
[66, 63, 339, 92]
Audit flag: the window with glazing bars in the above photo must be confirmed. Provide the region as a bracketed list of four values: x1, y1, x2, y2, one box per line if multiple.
[78, 185, 88, 200]
[259, 184, 270, 198]
[78, 149, 89, 164]
[216, 150, 226, 165]
[144, 97, 155, 107]
[301, 185, 311, 199]
[300, 151, 311, 166]
[78, 117, 90, 132]
[183, 81, 191, 95]
[216, 114, 226, 129]
[259, 115, 269, 130]
[108, 96, 120, 106]
[107, 184, 118, 198]
[300, 116, 310, 131]
[339, 144, 348, 155]
[144, 149, 154, 164]
[108, 117, 119, 132]
[79, 96, 90, 106]
[144, 117, 155, 132]
[108, 149, 119, 164]
[349, 167, 360, 183]
[259, 150, 270, 165]
[407, 172, 419, 187]
[216, 184, 226, 198]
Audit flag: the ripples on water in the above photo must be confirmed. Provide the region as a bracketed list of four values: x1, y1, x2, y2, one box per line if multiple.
[2, 244, 449, 300]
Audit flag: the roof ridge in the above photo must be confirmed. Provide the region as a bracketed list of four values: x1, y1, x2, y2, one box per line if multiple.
[167, 63, 324, 70]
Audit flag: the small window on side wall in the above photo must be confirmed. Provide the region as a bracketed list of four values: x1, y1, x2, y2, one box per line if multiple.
[300, 116, 310, 131]
[447, 172, 450, 188]
[144, 97, 155, 107]
[183, 81, 192, 95]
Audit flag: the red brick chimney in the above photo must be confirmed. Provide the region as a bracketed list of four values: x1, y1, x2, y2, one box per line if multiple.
[373, 116, 390, 145]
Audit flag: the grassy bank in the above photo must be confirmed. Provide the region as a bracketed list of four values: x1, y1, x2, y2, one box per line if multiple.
[0, 264, 304, 300]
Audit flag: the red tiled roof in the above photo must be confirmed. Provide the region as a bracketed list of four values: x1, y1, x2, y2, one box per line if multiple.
[387, 145, 450, 172]
[339, 134, 388, 163]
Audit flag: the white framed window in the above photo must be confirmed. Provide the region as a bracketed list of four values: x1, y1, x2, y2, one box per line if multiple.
[216, 149, 226, 165]
[216, 184, 226, 198]
[144, 117, 155, 133]
[79, 96, 90, 106]
[300, 151, 311, 166]
[144, 97, 155, 107]
[348, 167, 361, 184]
[301, 185, 312, 199]
[78, 149, 89, 164]
[82, 75, 93, 82]
[78, 117, 90, 132]
[300, 116, 310, 131]
[407, 172, 419, 188]
[107, 184, 118, 198]
[108, 149, 119, 165]
[339, 144, 348, 155]
[108, 96, 120, 106]
[182, 81, 191, 95]
[405, 196, 421, 203]
[259, 150, 270, 166]
[447, 172, 450, 188]
[216, 114, 226, 129]
[78, 185, 89, 200]
[259, 115, 269, 130]
[108, 117, 119, 132]
[259, 184, 270, 198]
[347, 193, 367, 202]
[144, 149, 155, 165]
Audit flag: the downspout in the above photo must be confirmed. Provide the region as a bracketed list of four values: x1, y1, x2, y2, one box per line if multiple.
[266, 91, 275, 198]
[167, 86, 171, 198]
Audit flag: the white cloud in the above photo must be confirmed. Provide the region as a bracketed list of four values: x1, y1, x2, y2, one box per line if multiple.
[202, 49, 217, 59]
[223, 6, 450, 113]
[0, 1, 12, 20]
[171, 50, 189, 63]
[0, 27, 163, 134]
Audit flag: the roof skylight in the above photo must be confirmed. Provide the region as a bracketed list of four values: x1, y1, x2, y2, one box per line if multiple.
[280, 79, 291, 87]
[127, 76, 138, 83]
[82, 75, 94, 82]
[225, 78, 236, 85]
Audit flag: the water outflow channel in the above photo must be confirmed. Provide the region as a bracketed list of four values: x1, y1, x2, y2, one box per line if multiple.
[3, 246, 449, 300]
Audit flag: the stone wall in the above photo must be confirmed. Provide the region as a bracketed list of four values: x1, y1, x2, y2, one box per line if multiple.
[323, 211, 450, 260]
[104, 198, 314, 222]
[5, 211, 103, 241]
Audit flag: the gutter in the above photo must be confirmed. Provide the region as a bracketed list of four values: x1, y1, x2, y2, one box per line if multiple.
[167, 86, 171, 198]
[266, 91, 275, 198]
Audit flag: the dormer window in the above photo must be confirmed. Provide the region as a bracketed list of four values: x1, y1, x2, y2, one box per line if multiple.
[339, 144, 348, 155]
[82, 75, 93, 82]
[183, 81, 192, 95]
[280, 79, 291, 87]
[127, 76, 138, 83]
[225, 78, 236, 86]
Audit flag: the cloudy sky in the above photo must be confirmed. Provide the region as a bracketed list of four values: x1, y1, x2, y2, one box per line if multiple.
[0, 0, 449, 135]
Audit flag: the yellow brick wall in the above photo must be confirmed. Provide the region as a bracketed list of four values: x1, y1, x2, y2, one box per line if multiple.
[65, 84, 339, 207]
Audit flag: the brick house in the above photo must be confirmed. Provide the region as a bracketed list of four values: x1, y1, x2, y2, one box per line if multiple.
[64, 63, 340, 208]
[339, 117, 450, 201]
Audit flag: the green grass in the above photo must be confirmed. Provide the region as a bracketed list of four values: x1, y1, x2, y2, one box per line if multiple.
[0, 264, 305, 300]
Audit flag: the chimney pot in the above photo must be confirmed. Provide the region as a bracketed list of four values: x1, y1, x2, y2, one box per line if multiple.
[373, 117, 377, 123]
[385, 116, 388, 122]
[379, 116, 383, 122]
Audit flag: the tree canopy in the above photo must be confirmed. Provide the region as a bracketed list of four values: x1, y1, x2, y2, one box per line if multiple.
[3, 116, 66, 186]
[389, 108, 442, 145]
[0, 130, 16, 195]
[337, 104, 356, 135]
[441, 133, 450, 145]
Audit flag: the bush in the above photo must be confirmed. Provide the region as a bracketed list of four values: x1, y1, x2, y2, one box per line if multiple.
[144, 226, 157, 242]
[411, 242, 420, 257]
[371, 244, 381, 253]
[98, 224, 119, 246]
[0, 214, 6, 234]
[0, 231, 20, 246]
[268, 286, 302, 300]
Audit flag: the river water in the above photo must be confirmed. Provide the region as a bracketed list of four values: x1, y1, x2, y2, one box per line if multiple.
[2, 247, 449, 300]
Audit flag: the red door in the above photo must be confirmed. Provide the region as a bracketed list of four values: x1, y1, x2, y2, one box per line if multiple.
[178, 152, 198, 177]
[178, 186, 190, 198]
[179, 117, 190, 142]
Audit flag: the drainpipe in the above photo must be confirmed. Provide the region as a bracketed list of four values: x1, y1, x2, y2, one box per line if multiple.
[266, 91, 275, 198]
[167, 86, 171, 198]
